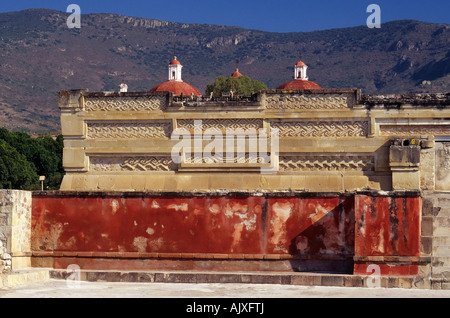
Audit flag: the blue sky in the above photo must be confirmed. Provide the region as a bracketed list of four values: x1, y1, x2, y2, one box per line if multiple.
[0, 0, 449, 32]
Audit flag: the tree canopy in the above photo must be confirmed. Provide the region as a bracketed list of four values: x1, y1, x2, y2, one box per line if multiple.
[205, 75, 267, 97]
[0, 128, 64, 190]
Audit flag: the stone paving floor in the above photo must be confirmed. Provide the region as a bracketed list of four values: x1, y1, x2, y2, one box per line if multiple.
[1, 279, 450, 298]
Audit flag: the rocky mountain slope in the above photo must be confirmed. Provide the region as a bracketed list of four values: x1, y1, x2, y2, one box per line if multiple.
[0, 9, 448, 132]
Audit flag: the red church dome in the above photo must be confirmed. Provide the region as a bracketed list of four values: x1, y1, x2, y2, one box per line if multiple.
[150, 81, 201, 96]
[150, 56, 202, 96]
[169, 58, 181, 65]
[276, 59, 322, 90]
[231, 68, 243, 77]
[276, 80, 322, 90]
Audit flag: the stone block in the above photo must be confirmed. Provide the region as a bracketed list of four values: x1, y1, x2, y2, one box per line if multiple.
[290, 175, 306, 191]
[421, 198, 435, 216]
[397, 278, 413, 289]
[30, 256, 54, 268]
[343, 175, 369, 191]
[63, 148, 87, 170]
[392, 169, 420, 190]
[290, 274, 322, 286]
[436, 207, 450, 217]
[97, 176, 116, 191]
[111, 175, 133, 191]
[433, 236, 450, 246]
[433, 245, 450, 257]
[368, 175, 391, 191]
[12, 256, 31, 269]
[175, 175, 195, 191]
[389, 144, 420, 167]
[0, 213, 10, 227]
[84, 176, 99, 191]
[209, 174, 243, 190]
[144, 175, 169, 192]
[72, 175, 89, 191]
[120, 272, 139, 282]
[421, 216, 434, 236]
[130, 176, 146, 191]
[260, 175, 292, 191]
[343, 275, 364, 287]
[60, 113, 84, 136]
[304, 175, 343, 192]
[137, 272, 155, 282]
[59, 175, 73, 191]
[58, 89, 87, 109]
[434, 216, 450, 229]
[434, 226, 450, 237]
[420, 236, 433, 256]
[321, 275, 344, 287]
[437, 197, 450, 207]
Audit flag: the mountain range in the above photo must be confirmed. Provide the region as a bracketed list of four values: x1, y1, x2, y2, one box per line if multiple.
[0, 9, 449, 133]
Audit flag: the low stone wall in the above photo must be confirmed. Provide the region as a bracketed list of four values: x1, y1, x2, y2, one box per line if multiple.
[422, 192, 450, 290]
[0, 239, 11, 272]
[31, 191, 422, 276]
[1, 189, 442, 288]
[0, 190, 32, 272]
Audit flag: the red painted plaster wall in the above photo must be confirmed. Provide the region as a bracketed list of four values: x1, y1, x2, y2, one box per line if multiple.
[31, 192, 421, 275]
[31, 194, 353, 255]
[353, 194, 422, 275]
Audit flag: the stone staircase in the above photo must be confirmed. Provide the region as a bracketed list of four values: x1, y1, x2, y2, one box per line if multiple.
[429, 193, 450, 289]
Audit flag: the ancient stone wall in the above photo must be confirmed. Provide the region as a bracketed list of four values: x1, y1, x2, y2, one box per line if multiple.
[57, 89, 450, 193]
[421, 192, 450, 289]
[0, 190, 32, 272]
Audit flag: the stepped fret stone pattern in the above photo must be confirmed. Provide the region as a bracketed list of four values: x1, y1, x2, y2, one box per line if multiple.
[177, 119, 263, 132]
[380, 125, 450, 136]
[184, 154, 268, 164]
[271, 120, 368, 137]
[265, 95, 349, 110]
[90, 156, 176, 172]
[279, 155, 374, 171]
[87, 121, 172, 139]
[84, 96, 166, 112]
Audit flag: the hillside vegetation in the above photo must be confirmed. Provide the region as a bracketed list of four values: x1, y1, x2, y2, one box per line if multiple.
[0, 9, 448, 132]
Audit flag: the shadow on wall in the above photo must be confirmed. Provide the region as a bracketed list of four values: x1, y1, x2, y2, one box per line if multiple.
[287, 195, 355, 274]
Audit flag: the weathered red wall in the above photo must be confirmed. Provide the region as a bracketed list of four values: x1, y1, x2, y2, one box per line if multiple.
[353, 194, 422, 275]
[31, 192, 421, 275]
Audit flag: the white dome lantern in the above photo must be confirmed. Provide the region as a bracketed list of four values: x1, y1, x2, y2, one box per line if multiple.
[168, 56, 183, 82]
[294, 60, 308, 81]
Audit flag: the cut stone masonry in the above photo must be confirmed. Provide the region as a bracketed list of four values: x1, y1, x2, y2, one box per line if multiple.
[57, 88, 450, 193]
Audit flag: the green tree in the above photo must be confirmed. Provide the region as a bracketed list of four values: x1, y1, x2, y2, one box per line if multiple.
[0, 139, 39, 190]
[205, 75, 267, 97]
[0, 128, 65, 190]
